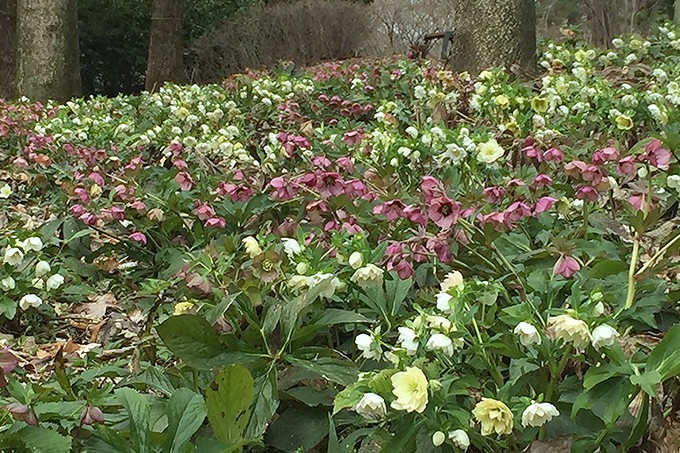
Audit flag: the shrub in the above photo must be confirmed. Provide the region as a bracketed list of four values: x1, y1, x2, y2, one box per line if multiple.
[187, 0, 371, 83]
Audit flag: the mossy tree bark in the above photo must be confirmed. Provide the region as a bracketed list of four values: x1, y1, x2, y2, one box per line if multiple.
[16, 0, 81, 102]
[145, 0, 186, 91]
[0, 0, 17, 99]
[450, 0, 536, 75]
[675, 0, 680, 23]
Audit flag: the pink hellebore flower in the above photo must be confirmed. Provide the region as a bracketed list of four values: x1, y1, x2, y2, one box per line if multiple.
[616, 156, 637, 176]
[316, 172, 345, 197]
[428, 197, 461, 229]
[420, 176, 446, 202]
[644, 139, 671, 170]
[372, 199, 407, 222]
[575, 185, 598, 201]
[129, 232, 147, 245]
[195, 204, 216, 221]
[532, 174, 553, 190]
[534, 197, 557, 215]
[542, 147, 564, 163]
[128, 200, 147, 215]
[341, 130, 363, 146]
[564, 160, 588, 177]
[627, 194, 647, 211]
[478, 211, 508, 231]
[205, 217, 226, 229]
[404, 205, 427, 226]
[88, 172, 104, 186]
[483, 186, 505, 203]
[335, 156, 355, 173]
[175, 172, 194, 191]
[504, 201, 532, 223]
[388, 256, 414, 280]
[553, 255, 580, 278]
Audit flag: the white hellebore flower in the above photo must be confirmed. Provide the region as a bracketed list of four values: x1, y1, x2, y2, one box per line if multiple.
[397, 327, 419, 355]
[46, 274, 65, 290]
[0, 276, 16, 291]
[35, 261, 51, 277]
[435, 292, 453, 312]
[522, 402, 559, 427]
[19, 294, 43, 310]
[0, 184, 11, 199]
[449, 429, 470, 450]
[426, 333, 454, 356]
[3, 247, 24, 266]
[355, 333, 382, 360]
[348, 251, 363, 270]
[353, 393, 387, 421]
[591, 324, 619, 349]
[280, 238, 302, 258]
[514, 322, 541, 346]
[18, 237, 43, 252]
[306, 273, 342, 299]
[241, 236, 262, 258]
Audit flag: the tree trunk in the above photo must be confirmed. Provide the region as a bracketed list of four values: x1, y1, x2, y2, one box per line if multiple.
[675, 0, 680, 24]
[0, 0, 17, 99]
[146, 0, 185, 91]
[450, 0, 536, 75]
[15, 0, 80, 102]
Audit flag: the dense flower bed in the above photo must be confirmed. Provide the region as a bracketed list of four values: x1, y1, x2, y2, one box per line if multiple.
[0, 25, 679, 452]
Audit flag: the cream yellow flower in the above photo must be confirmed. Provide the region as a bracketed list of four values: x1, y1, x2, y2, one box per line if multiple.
[493, 94, 510, 109]
[615, 114, 634, 130]
[548, 314, 591, 349]
[351, 264, 384, 288]
[391, 367, 429, 413]
[440, 271, 463, 292]
[173, 301, 194, 315]
[472, 398, 514, 436]
[476, 139, 505, 164]
[242, 236, 262, 258]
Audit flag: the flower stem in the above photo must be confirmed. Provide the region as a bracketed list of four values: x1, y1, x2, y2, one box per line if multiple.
[624, 235, 641, 310]
[545, 348, 570, 403]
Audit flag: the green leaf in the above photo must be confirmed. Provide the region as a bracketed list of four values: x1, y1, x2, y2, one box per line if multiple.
[156, 315, 258, 369]
[265, 405, 329, 453]
[18, 426, 72, 453]
[245, 370, 279, 439]
[287, 356, 358, 385]
[0, 297, 17, 320]
[630, 370, 662, 397]
[316, 309, 372, 325]
[206, 364, 254, 448]
[115, 387, 151, 453]
[333, 381, 368, 414]
[645, 323, 680, 381]
[385, 275, 412, 317]
[163, 388, 207, 453]
[327, 414, 343, 453]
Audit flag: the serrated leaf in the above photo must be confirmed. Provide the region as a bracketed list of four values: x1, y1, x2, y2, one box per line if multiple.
[18, 426, 72, 453]
[245, 370, 279, 439]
